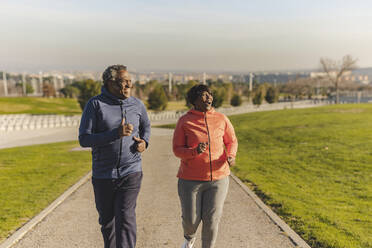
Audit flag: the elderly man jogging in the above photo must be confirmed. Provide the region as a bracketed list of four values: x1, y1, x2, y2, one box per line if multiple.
[79, 65, 151, 248]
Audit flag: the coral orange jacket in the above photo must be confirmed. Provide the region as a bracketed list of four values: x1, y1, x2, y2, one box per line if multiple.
[173, 108, 238, 181]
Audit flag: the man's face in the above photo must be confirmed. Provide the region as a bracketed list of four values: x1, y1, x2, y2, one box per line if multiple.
[107, 70, 132, 99]
[194, 91, 213, 112]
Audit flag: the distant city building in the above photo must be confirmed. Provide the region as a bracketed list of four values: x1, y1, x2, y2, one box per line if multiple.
[310, 70, 370, 85]
[132, 72, 234, 85]
[232, 72, 309, 84]
[0, 71, 80, 97]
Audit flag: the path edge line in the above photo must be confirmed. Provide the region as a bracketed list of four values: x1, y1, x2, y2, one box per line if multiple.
[0, 171, 92, 248]
[230, 173, 312, 248]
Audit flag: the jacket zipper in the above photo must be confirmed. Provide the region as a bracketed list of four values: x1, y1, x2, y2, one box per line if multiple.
[204, 113, 213, 181]
[116, 103, 125, 178]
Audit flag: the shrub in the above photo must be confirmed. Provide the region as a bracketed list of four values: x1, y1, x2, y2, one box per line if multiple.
[265, 86, 279, 104]
[252, 85, 266, 106]
[42, 83, 56, 97]
[59, 85, 80, 98]
[72, 80, 101, 110]
[26, 83, 34, 94]
[211, 88, 225, 108]
[230, 94, 242, 106]
[148, 86, 168, 111]
[184, 80, 199, 108]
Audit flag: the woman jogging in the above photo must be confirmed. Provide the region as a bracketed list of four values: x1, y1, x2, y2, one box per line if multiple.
[173, 84, 238, 248]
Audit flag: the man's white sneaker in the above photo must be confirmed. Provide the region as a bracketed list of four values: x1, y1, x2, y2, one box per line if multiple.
[181, 237, 196, 248]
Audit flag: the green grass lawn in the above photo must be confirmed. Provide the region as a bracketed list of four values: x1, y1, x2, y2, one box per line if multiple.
[0, 142, 91, 241]
[1, 97, 186, 115]
[165, 100, 188, 111]
[158, 104, 372, 248]
[145, 100, 188, 112]
[0, 97, 81, 115]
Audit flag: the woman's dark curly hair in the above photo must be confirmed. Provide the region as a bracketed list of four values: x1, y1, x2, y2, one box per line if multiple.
[187, 84, 212, 106]
[102, 65, 127, 86]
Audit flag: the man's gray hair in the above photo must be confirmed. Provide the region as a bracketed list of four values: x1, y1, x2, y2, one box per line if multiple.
[102, 65, 127, 85]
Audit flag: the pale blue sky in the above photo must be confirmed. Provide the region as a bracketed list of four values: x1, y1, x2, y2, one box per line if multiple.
[1, 0, 372, 72]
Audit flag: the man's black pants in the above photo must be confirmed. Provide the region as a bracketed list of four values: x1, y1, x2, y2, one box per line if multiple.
[92, 172, 143, 248]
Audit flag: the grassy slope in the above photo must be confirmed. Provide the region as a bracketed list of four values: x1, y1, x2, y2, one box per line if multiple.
[165, 100, 188, 111]
[0, 142, 91, 241]
[229, 104, 372, 248]
[157, 104, 372, 248]
[0, 97, 81, 115]
[145, 100, 188, 112]
[0, 98, 186, 115]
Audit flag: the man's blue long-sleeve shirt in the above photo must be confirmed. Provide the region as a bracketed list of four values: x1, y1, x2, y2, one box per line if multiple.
[79, 86, 151, 179]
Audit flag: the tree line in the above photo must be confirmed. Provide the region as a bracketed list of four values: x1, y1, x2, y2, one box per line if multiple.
[49, 55, 370, 111]
[58, 79, 248, 111]
[56, 78, 303, 111]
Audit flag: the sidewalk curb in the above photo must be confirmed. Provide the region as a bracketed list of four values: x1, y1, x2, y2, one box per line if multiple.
[230, 173, 312, 248]
[0, 171, 92, 248]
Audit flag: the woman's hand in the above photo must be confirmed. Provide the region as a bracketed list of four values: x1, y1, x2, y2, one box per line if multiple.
[227, 157, 235, 166]
[197, 142, 208, 154]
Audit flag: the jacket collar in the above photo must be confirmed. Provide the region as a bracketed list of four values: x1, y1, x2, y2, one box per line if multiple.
[101, 86, 131, 105]
[188, 108, 215, 116]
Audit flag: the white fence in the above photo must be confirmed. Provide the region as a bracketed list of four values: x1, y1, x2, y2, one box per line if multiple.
[148, 100, 329, 123]
[0, 100, 329, 132]
[0, 115, 81, 132]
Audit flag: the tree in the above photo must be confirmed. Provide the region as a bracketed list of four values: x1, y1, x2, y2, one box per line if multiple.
[184, 80, 199, 108]
[223, 82, 233, 103]
[132, 81, 145, 99]
[42, 83, 56, 97]
[143, 80, 159, 96]
[148, 86, 168, 111]
[72, 79, 101, 110]
[320, 55, 357, 104]
[59, 85, 80, 98]
[211, 87, 225, 108]
[280, 78, 315, 100]
[230, 94, 242, 106]
[26, 83, 34, 94]
[15, 82, 24, 95]
[252, 85, 266, 106]
[265, 86, 279, 104]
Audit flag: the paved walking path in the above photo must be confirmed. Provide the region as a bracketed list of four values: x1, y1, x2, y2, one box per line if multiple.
[1, 127, 302, 248]
[0, 127, 79, 149]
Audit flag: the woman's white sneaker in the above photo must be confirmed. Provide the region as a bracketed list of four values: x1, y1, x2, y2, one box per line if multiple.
[181, 237, 196, 248]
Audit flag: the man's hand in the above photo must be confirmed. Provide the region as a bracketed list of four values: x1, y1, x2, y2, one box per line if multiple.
[227, 156, 235, 167]
[197, 142, 208, 154]
[119, 118, 133, 137]
[133, 136, 146, 153]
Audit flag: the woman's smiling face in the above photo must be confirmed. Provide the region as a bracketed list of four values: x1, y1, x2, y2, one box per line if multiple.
[194, 90, 213, 112]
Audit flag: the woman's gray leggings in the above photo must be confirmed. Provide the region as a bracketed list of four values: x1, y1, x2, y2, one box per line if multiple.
[178, 176, 229, 248]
